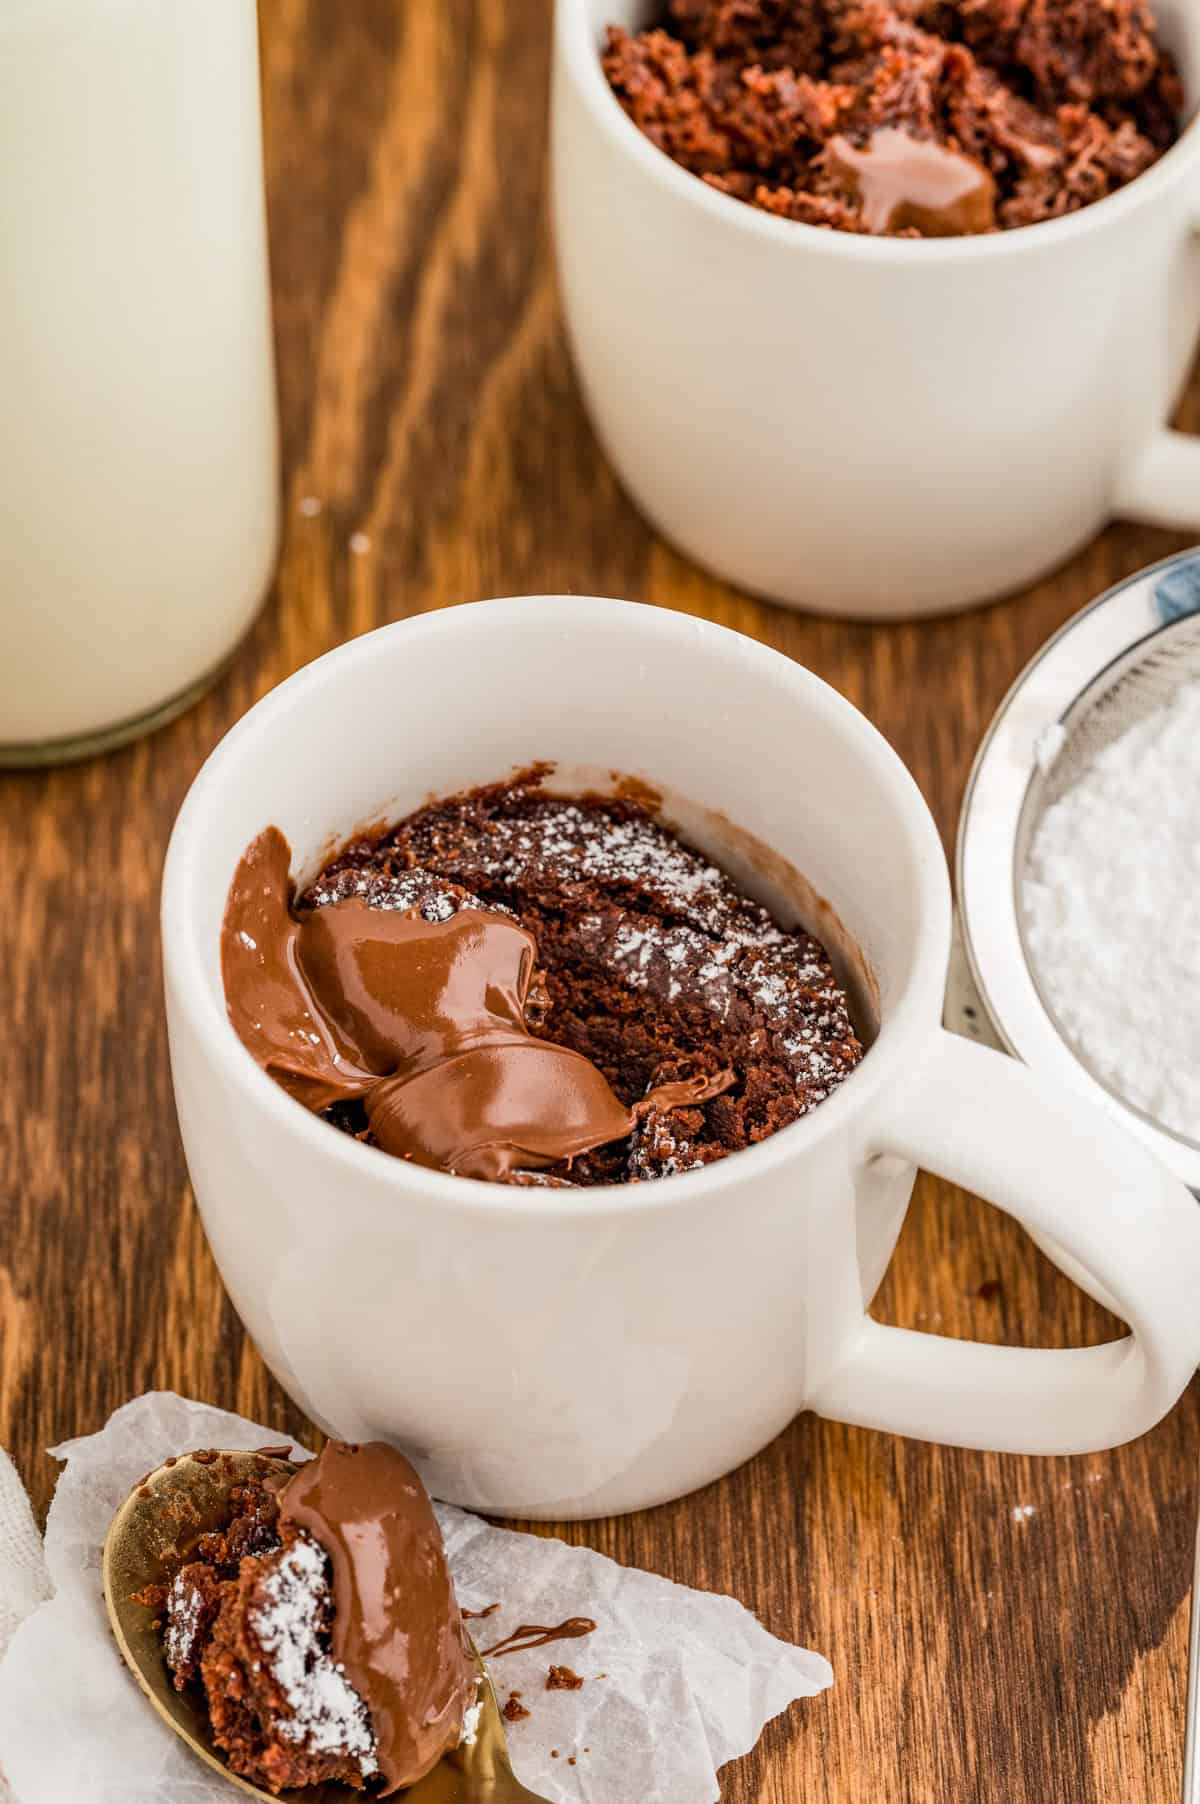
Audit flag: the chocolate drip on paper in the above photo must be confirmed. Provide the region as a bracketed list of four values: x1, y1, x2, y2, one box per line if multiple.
[480, 1617, 598, 1660]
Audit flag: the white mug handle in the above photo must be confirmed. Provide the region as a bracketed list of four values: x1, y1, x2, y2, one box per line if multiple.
[1112, 213, 1200, 530]
[1114, 429, 1200, 532]
[813, 1033, 1200, 1455]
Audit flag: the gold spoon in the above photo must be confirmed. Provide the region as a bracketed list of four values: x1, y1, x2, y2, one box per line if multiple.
[102, 1449, 551, 1803]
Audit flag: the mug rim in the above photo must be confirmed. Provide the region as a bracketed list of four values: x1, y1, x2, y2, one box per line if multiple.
[162, 596, 950, 1221]
[555, 0, 1200, 266]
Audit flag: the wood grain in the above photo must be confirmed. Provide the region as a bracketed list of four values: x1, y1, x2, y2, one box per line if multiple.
[2, 4, 1198, 1798]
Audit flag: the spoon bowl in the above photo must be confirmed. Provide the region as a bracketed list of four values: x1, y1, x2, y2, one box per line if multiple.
[102, 1449, 549, 1802]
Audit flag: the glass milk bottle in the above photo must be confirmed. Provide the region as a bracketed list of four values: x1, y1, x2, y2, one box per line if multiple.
[0, 0, 279, 763]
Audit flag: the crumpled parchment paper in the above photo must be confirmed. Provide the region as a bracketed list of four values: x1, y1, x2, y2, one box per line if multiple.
[0, 1393, 831, 1804]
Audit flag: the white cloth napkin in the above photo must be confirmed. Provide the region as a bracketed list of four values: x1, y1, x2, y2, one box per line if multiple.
[0, 1451, 49, 1655]
[0, 1394, 831, 1803]
[0, 1446, 51, 1804]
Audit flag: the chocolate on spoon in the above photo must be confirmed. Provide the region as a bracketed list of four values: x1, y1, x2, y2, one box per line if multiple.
[102, 1447, 551, 1802]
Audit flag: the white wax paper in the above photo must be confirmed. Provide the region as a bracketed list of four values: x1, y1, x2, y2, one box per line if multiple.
[0, 1393, 831, 1804]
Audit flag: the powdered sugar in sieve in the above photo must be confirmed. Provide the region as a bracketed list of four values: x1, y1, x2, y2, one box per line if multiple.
[1019, 610, 1200, 1147]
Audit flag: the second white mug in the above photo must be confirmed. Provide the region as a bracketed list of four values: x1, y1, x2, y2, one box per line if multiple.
[553, 0, 1200, 619]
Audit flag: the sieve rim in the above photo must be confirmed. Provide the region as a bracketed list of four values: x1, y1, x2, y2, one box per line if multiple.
[957, 546, 1200, 1194]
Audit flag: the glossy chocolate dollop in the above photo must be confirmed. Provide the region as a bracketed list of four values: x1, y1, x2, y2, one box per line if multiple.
[827, 128, 996, 236]
[280, 1442, 474, 1795]
[221, 827, 373, 1111]
[221, 827, 730, 1180]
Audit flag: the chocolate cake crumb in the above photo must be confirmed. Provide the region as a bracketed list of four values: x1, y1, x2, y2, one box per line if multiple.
[202, 1533, 380, 1792]
[305, 774, 864, 1185]
[163, 1563, 223, 1686]
[547, 1664, 585, 1691]
[142, 1465, 380, 1794]
[503, 1692, 531, 1723]
[603, 0, 1182, 235]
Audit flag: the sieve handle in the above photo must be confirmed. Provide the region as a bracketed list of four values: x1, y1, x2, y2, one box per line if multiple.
[1114, 430, 1200, 533]
[812, 1032, 1200, 1456]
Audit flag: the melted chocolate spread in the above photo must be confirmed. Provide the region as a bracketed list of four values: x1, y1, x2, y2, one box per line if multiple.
[479, 1617, 598, 1659]
[222, 826, 731, 1180]
[279, 1441, 475, 1795]
[827, 128, 997, 235]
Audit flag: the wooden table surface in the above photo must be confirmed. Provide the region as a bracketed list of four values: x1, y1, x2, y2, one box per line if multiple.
[4, 5, 1199, 1799]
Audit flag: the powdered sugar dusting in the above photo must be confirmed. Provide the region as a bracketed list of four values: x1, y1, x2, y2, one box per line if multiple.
[459, 1688, 484, 1747]
[457, 802, 778, 943]
[164, 1569, 203, 1675]
[581, 908, 856, 1100]
[250, 1536, 378, 1774]
[629, 1106, 707, 1180]
[305, 866, 478, 923]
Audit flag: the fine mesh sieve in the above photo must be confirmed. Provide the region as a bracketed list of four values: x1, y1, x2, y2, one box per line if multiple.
[957, 547, 1200, 1194]
[1022, 611, 1200, 813]
[955, 551, 1200, 1804]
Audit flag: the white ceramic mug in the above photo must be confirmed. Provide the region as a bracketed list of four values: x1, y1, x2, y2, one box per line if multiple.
[162, 598, 1200, 1519]
[552, 1, 1200, 619]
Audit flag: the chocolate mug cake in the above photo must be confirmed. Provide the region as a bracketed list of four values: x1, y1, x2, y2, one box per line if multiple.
[604, 0, 1182, 236]
[222, 770, 865, 1185]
